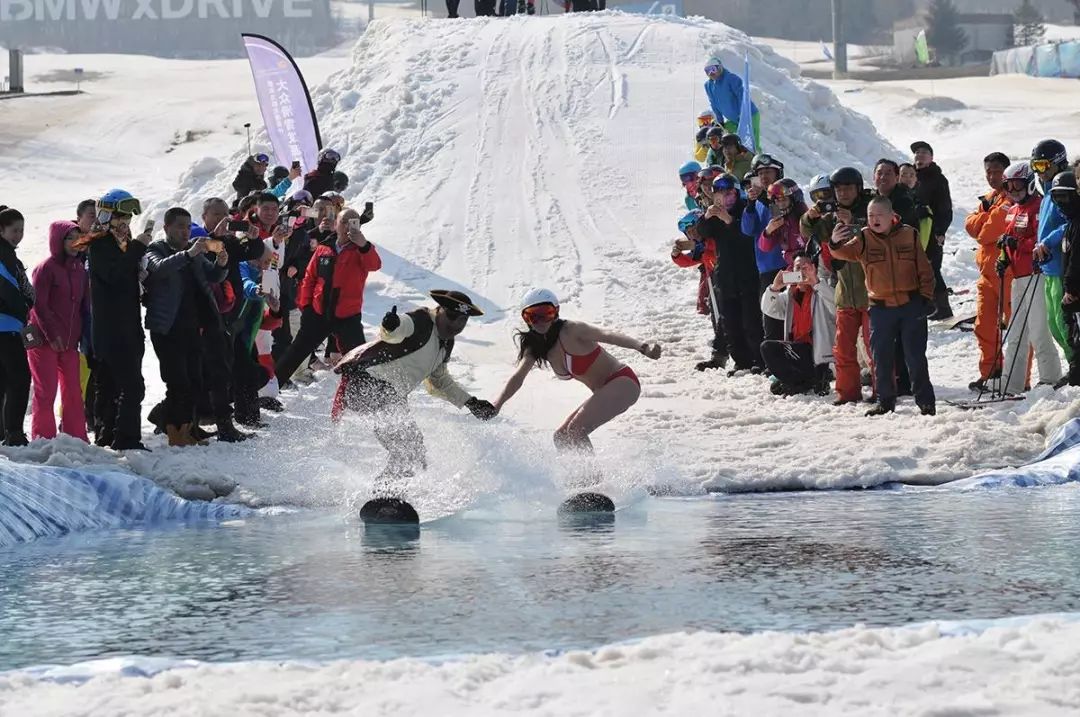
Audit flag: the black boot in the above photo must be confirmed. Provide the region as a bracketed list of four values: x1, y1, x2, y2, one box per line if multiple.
[919, 403, 937, 416]
[695, 351, 728, 372]
[258, 396, 284, 413]
[147, 400, 166, 435]
[216, 418, 251, 443]
[928, 290, 953, 321]
[3, 432, 28, 446]
[865, 401, 896, 417]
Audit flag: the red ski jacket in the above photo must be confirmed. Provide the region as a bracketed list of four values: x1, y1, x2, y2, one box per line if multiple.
[298, 239, 382, 319]
[1003, 194, 1042, 278]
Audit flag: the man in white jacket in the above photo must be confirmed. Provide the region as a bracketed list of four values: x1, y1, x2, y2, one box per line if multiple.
[332, 289, 497, 480]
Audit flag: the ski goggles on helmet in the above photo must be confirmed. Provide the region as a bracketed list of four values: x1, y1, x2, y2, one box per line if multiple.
[101, 196, 142, 216]
[1030, 159, 1053, 173]
[704, 64, 721, 76]
[754, 154, 779, 171]
[253, 153, 270, 164]
[680, 172, 698, 184]
[697, 167, 721, 181]
[696, 113, 715, 127]
[712, 175, 737, 191]
[321, 150, 341, 164]
[809, 188, 834, 203]
[522, 303, 558, 325]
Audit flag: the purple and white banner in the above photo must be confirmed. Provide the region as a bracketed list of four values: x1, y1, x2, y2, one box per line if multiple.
[241, 33, 322, 172]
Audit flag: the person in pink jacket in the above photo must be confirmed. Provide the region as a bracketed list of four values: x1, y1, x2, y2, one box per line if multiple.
[28, 220, 89, 441]
[758, 179, 807, 270]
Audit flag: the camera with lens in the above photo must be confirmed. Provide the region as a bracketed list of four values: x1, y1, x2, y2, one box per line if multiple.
[817, 199, 838, 215]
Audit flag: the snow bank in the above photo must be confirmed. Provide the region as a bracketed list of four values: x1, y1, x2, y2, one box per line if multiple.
[4, 614, 1080, 715]
[0, 458, 250, 548]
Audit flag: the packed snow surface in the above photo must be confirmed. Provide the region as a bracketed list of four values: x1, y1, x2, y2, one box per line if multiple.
[4, 615, 1080, 716]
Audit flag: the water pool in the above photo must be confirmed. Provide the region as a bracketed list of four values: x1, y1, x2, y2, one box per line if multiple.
[4, 486, 1080, 672]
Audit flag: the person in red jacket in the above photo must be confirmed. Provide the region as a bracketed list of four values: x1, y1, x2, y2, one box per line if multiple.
[273, 206, 382, 387]
[999, 162, 1062, 395]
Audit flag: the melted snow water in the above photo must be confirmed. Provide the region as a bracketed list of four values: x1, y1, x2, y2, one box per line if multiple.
[3, 487, 1080, 671]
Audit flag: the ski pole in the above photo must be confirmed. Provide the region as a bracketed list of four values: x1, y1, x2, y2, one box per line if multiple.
[244, 123, 251, 157]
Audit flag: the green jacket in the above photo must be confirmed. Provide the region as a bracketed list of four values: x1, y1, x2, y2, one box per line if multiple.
[799, 192, 870, 310]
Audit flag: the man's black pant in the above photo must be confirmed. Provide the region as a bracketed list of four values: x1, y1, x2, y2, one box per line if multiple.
[274, 309, 367, 387]
[869, 299, 935, 407]
[201, 322, 234, 422]
[759, 269, 784, 341]
[760, 340, 814, 387]
[721, 294, 764, 369]
[1067, 312, 1080, 385]
[926, 239, 948, 296]
[446, 0, 460, 16]
[95, 345, 145, 447]
[0, 331, 30, 438]
[475, 0, 496, 15]
[233, 332, 267, 424]
[151, 330, 201, 427]
[340, 367, 426, 482]
[704, 267, 728, 358]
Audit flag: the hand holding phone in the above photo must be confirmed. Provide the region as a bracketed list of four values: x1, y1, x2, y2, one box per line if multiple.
[781, 271, 803, 285]
[205, 239, 224, 253]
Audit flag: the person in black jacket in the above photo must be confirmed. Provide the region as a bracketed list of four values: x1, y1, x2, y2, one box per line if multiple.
[302, 148, 341, 200]
[86, 191, 152, 450]
[144, 207, 229, 447]
[1052, 172, 1080, 385]
[0, 207, 33, 445]
[231, 152, 271, 208]
[911, 141, 953, 319]
[697, 173, 764, 372]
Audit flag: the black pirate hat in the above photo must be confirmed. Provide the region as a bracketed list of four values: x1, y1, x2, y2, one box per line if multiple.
[430, 289, 484, 317]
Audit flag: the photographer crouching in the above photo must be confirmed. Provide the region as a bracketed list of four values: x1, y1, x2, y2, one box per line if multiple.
[759, 252, 836, 396]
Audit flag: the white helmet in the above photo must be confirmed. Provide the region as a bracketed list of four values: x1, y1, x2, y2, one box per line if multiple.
[521, 288, 559, 311]
[808, 173, 832, 195]
[1004, 161, 1035, 194]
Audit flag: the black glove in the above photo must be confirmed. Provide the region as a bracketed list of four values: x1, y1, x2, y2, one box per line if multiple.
[980, 196, 992, 212]
[915, 204, 932, 221]
[465, 397, 498, 421]
[996, 256, 1009, 277]
[382, 305, 400, 332]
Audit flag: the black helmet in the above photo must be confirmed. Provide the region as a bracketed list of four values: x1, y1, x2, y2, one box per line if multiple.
[706, 125, 725, 140]
[751, 153, 784, 178]
[1032, 139, 1068, 170]
[720, 132, 742, 147]
[1050, 171, 1080, 217]
[829, 166, 864, 191]
[332, 171, 349, 192]
[696, 126, 710, 144]
[270, 165, 289, 185]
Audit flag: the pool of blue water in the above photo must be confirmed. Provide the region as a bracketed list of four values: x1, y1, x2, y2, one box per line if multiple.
[3, 487, 1080, 671]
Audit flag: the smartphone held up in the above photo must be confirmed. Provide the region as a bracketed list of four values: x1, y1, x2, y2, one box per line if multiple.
[781, 271, 803, 285]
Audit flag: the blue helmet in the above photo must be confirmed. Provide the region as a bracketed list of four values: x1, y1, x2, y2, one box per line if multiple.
[678, 161, 702, 178]
[96, 188, 142, 216]
[678, 210, 703, 234]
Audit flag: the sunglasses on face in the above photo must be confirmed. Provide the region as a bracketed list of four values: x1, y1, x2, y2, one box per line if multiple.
[704, 65, 720, 75]
[1006, 179, 1030, 192]
[522, 304, 558, 325]
[1030, 159, 1052, 173]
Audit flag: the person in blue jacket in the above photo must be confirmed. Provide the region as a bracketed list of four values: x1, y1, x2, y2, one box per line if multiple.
[739, 154, 786, 340]
[704, 56, 761, 152]
[1031, 139, 1073, 365]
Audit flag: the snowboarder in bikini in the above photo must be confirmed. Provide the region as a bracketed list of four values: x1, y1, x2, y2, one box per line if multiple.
[491, 288, 662, 451]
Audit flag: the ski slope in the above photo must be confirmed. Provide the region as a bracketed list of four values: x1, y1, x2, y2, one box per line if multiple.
[2, 12, 1080, 506]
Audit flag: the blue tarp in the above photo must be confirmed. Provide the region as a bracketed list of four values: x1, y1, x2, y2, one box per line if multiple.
[991, 40, 1080, 78]
[0, 465, 250, 547]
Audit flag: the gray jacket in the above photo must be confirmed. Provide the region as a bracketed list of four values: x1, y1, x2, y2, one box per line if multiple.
[143, 239, 228, 334]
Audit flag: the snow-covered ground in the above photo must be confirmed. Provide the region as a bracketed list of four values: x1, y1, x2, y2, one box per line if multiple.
[4, 10, 1080, 710]
[3, 614, 1080, 716]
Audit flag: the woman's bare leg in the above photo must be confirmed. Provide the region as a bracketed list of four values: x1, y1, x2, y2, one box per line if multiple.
[553, 376, 640, 451]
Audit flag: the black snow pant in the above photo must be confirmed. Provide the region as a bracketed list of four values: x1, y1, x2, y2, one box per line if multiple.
[0, 332, 30, 439]
[202, 323, 235, 424]
[446, 0, 460, 17]
[759, 269, 784, 340]
[721, 293, 765, 370]
[340, 368, 426, 483]
[705, 267, 728, 359]
[232, 333, 266, 426]
[475, 0, 496, 15]
[151, 330, 201, 428]
[95, 344, 145, 448]
[869, 299, 935, 409]
[274, 309, 367, 388]
[1068, 312, 1080, 385]
[760, 340, 814, 388]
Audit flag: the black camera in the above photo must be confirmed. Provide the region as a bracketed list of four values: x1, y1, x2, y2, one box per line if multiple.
[358, 201, 374, 225]
[817, 200, 837, 214]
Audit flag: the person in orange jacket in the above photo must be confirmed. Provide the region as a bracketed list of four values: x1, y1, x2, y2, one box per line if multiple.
[273, 207, 381, 387]
[964, 152, 1013, 391]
